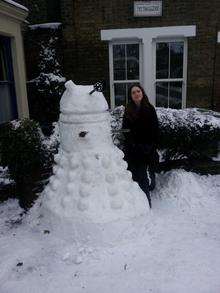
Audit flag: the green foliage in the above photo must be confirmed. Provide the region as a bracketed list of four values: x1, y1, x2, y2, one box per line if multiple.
[0, 119, 51, 208]
[0, 119, 43, 180]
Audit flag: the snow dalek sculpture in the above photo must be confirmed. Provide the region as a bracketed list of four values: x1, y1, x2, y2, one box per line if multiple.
[42, 81, 149, 245]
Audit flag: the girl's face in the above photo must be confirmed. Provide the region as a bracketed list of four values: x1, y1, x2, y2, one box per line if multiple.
[131, 86, 143, 105]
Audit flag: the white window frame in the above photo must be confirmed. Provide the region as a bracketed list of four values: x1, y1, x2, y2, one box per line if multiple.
[109, 40, 143, 108]
[101, 25, 196, 109]
[152, 37, 188, 108]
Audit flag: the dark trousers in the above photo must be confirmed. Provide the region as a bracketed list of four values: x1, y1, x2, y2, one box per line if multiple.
[127, 160, 151, 208]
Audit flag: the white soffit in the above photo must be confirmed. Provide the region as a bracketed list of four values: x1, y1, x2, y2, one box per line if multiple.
[101, 25, 196, 41]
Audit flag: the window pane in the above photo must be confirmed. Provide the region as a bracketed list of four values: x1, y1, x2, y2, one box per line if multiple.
[156, 82, 168, 107]
[126, 82, 137, 103]
[0, 45, 7, 80]
[156, 43, 169, 79]
[0, 36, 17, 122]
[113, 44, 126, 80]
[170, 42, 184, 78]
[126, 44, 139, 80]
[169, 82, 182, 109]
[114, 83, 126, 106]
[0, 83, 15, 123]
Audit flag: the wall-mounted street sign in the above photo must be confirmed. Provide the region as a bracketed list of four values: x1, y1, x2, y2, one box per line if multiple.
[134, 1, 162, 17]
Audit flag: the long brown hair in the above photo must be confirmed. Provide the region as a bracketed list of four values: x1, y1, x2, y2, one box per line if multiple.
[125, 84, 151, 121]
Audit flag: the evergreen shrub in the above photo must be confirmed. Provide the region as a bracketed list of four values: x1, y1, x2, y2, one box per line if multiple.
[24, 25, 66, 132]
[0, 119, 53, 208]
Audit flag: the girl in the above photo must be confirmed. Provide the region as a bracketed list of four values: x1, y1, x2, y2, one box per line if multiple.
[122, 84, 159, 208]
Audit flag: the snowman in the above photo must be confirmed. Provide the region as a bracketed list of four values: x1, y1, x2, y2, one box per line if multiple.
[41, 81, 149, 245]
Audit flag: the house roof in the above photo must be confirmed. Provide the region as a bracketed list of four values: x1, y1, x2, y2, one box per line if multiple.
[2, 0, 28, 12]
[0, 0, 28, 22]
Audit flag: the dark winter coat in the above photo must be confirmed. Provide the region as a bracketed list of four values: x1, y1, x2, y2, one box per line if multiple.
[122, 99, 159, 167]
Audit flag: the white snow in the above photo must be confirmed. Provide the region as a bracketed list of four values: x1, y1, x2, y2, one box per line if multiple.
[60, 80, 109, 113]
[0, 167, 13, 185]
[29, 23, 62, 30]
[30, 73, 66, 85]
[3, 0, 28, 11]
[212, 154, 220, 161]
[0, 170, 220, 292]
[212, 142, 220, 161]
[10, 119, 22, 130]
[42, 122, 59, 152]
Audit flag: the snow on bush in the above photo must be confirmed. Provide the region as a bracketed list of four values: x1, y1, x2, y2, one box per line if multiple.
[157, 107, 220, 130]
[41, 122, 59, 153]
[29, 35, 66, 96]
[110, 106, 220, 160]
[158, 108, 220, 160]
[0, 167, 13, 185]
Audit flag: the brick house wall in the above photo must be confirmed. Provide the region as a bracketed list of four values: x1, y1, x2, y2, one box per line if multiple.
[16, 0, 61, 23]
[18, 0, 220, 111]
[16, 0, 48, 23]
[60, 0, 220, 110]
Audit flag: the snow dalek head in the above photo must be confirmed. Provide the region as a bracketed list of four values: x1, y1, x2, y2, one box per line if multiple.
[59, 80, 110, 153]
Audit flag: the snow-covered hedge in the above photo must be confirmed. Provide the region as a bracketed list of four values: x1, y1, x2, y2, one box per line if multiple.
[111, 106, 220, 160]
[158, 108, 220, 160]
[37, 106, 220, 161]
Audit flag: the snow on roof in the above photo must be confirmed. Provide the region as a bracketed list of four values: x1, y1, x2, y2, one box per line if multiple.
[29, 23, 62, 30]
[3, 0, 28, 11]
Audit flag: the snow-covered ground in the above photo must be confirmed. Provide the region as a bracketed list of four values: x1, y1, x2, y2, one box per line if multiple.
[0, 167, 13, 185]
[0, 169, 220, 293]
